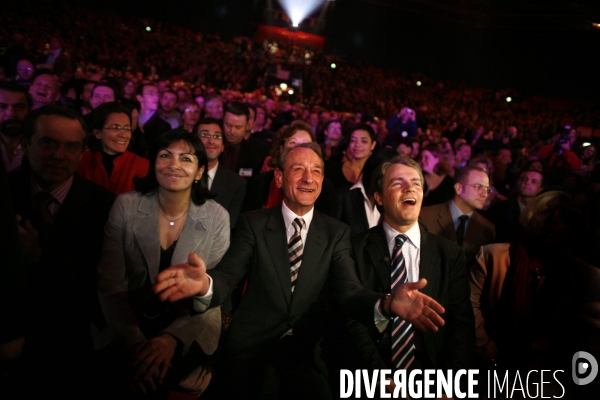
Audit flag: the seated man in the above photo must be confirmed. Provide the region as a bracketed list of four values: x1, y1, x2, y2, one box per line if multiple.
[153, 145, 448, 399]
[419, 166, 496, 270]
[7, 105, 114, 395]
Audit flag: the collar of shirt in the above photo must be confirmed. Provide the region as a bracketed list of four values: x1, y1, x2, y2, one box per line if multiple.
[30, 174, 73, 215]
[207, 160, 218, 190]
[281, 200, 314, 244]
[382, 221, 421, 283]
[350, 179, 381, 228]
[449, 199, 473, 231]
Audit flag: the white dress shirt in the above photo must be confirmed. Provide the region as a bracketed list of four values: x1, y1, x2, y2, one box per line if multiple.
[349, 180, 381, 228]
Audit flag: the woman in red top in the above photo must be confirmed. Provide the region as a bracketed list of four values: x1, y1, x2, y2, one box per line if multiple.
[78, 102, 149, 194]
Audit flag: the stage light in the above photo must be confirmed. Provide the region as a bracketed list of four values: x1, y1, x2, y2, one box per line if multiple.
[506, 97, 512, 103]
[146, 26, 151, 32]
[330, 63, 336, 69]
[583, 142, 591, 147]
[278, 0, 326, 28]
[416, 81, 422, 86]
[592, 22, 600, 28]
[288, 89, 294, 95]
[280, 83, 288, 90]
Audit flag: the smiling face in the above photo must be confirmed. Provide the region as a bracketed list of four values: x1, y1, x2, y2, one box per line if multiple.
[374, 163, 424, 233]
[275, 147, 324, 216]
[419, 150, 438, 174]
[29, 74, 61, 108]
[155, 140, 204, 194]
[197, 122, 224, 162]
[94, 112, 131, 155]
[349, 129, 376, 161]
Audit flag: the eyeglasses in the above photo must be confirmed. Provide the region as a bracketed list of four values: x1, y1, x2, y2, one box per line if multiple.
[17, 66, 34, 72]
[184, 109, 200, 114]
[143, 91, 158, 97]
[463, 183, 493, 194]
[199, 133, 223, 140]
[103, 125, 132, 132]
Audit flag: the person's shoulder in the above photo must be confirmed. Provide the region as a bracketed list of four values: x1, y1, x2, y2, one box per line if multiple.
[217, 163, 246, 186]
[75, 174, 115, 203]
[473, 210, 495, 230]
[421, 227, 461, 253]
[202, 198, 229, 217]
[314, 209, 351, 233]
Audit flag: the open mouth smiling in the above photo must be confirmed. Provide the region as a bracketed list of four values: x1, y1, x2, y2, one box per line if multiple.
[401, 198, 416, 205]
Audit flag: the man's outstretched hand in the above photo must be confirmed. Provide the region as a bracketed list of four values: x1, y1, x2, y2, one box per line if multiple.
[386, 278, 445, 332]
[152, 253, 209, 302]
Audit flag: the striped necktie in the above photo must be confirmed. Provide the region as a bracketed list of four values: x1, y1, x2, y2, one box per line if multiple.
[289, 218, 305, 293]
[390, 234, 416, 370]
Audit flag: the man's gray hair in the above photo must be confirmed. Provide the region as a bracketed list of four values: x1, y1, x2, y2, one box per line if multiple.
[277, 142, 324, 170]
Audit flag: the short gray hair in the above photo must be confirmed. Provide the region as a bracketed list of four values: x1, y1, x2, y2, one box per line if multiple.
[277, 142, 324, 171]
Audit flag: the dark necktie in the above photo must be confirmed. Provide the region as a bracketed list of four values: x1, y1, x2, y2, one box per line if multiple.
[31, 191, 56, 242]
[390, 234, 415, 370]
[289, 218, 305, 293]
[456, 215, 469, 246]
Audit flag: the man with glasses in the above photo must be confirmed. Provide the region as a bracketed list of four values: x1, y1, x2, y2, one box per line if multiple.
[420, 166, 495, 270]
[131, 83, 170, 157]
[14, 58, 35, 86]
[7, 105, 114, 395]
[197, 117, 246, 229]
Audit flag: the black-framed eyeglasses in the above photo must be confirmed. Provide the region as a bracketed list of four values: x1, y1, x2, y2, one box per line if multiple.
[199, 133, 223, 140]
[463, 183, 493, 194]
[103, 125, 132, 132]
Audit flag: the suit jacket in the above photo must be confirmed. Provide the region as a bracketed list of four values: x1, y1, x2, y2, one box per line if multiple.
[211, 163, 247, 229]
[8, 165, 115, 391]
[419, 200, 495, 269]
[221, 139, 266, 180]
[345, 225, 476, 372]
[95, 192, 230, 355]
[485, 196, 523, 244]
[337, 187, 371, 236]
[203, 206, 379, 362]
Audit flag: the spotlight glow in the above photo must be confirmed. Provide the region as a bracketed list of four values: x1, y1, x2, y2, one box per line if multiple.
[330, 63, 336, 69]
[280, 83, 288, 90]
[278, 0, 326, 27]
[506, 97, 512, 103]
[288, 89, 294, 95]
[146, 26, 151, 32]
[416, 81, 422, 86]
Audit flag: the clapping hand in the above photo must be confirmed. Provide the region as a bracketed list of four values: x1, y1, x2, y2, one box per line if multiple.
[387, 278, 445, 332]
[152, 253, 210, 302]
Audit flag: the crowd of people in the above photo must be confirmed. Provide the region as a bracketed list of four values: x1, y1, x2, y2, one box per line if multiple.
[1, 2, 600, 399]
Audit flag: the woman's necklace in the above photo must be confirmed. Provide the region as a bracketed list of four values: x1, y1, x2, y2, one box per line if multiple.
[159, 206, 188, 226]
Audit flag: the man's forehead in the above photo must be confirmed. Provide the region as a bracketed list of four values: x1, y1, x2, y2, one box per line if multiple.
[285, 148, 323, 167]
[465, 170, 488, 183]
[386, 164, 419, 180]
[198, 124, 221, 132]
[36, 115, 84, 138]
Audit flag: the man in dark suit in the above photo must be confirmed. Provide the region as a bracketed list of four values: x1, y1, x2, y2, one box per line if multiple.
[131, 83, 171, 157]
[7, 105, 114, 395]
[197, 117, 246, 229]
[154, 146, 447, 399]
[419, 166, 495, 270]
[343, 156, 476, 378]
[221, 101, 266, 179]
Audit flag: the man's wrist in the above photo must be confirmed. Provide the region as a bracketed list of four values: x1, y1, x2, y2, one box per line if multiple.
[379, 293, 393, 319]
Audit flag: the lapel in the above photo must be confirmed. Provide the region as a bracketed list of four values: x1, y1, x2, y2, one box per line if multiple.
[210, 164, 227, 199]
[365, 225, 392, 290]
[418, 226, 441, 300]
[437, 201, 457, 241]
[350, 188, 370, 232]
[264, 206, 293, 305]
[131, 193, 160, 282]
[171, 201, 209, 265]
[463, 211, 483, 247]
[293, 210, 327, 302]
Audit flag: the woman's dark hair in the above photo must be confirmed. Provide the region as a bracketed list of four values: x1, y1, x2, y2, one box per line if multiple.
[268, 121, 315, 168]
[420, 143, 450, 175]
[350, 123, 376, 143]
[134, 129, 214, 205]
[88, 102, 132, 152]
